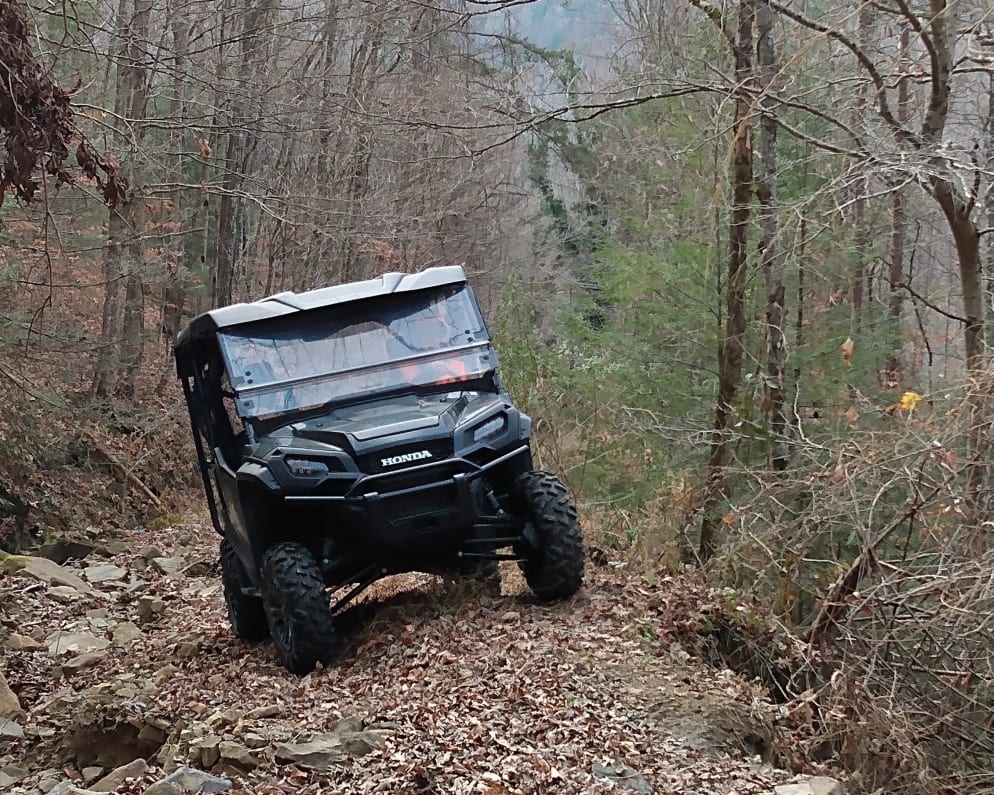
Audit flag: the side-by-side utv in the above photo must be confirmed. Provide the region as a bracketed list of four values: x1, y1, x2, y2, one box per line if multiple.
[174, 266, 584, 673]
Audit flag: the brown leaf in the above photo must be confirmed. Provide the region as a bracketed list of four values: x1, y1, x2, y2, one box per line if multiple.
[840, 336, 854, 366]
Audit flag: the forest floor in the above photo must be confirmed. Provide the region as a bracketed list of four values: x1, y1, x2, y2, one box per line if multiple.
[0, 518, 839, 795]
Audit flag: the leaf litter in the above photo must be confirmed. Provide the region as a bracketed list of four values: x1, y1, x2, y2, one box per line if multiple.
[1, 520, 812, 794]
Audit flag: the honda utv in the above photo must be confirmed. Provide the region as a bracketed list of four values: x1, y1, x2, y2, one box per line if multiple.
[174, 266, 585, 673]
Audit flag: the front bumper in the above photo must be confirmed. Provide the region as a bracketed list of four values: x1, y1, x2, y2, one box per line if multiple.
[283, 444, 531, 560]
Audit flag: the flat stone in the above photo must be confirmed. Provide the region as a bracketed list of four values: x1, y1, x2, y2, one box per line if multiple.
[219, 740, 257, 769]
[143, 766, 230, 794]
[90, 758, 148, 791]
[3, 555, 94, 594]
[48, 784, 102, 795]
[47, 585, 85, 603]
[142, 783, 182, 795]
[330, 715, 364, 735]
[36, 539, 96, 564]
[6, 633, 44, 651]
[46, 632, 111, 657]
[0, 671, 23, 719]
[339, 731, 384, 756]
[244, 705, 280, 719]
[112, 622, 143, 645]
[0, 717, 24, 740]
[81, 767, 104, 783]
[37, 770, 62, 793]
[241, 731, 268, 749]
[592, 762, 653, 794]
[275, 736, 348, 770]
[775, 777, 845, 795]
[150, 557, 185, 576]
[62, 651, 107, 674]
[82, 564, 128, 584]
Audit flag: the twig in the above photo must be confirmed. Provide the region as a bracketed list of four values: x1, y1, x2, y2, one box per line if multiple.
[804, 478, 949, 647]
[79, 429, 162, 509]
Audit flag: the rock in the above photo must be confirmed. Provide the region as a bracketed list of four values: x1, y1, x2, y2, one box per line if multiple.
[244, 705, 281, 719]
[90, 758, 149, 792]
[0, 671, 23, 719]
[48, 784, 103, 795]
[140, 546, 164, 562]
[774, 777, 845, 795]
[47, 585, 85, 603]
[142, 766, 230, 794]
[592, 762, 653, 794]
[6, 633, 43, 651]
[339, 731, 384, 756]
[36, 539, 96, 564]
[219, 741, 257, 770]
[150, 557, 185, 576]
[137, 597, 167, 623]
[2, 555, 94, 594]
[92, 539, 130, 557]
[112, 622, 143, 645]
[82, 564, 128, 584]
[241, 731, 267, 749]
[37, 769, 63, 793]
[46, 632, 111, 657]
[153, 664, 179, 685]
[204, 708, 242, 730]
[0, 717, 24, 740]
[142, 783, 182, 795]
[62, 651, 107, 674]
[183, 559, 212, 577]
[275, 737, 347, 770]
[330, 715, 364, 735]
[175, 636, 202, 658]
[195, 735, 221, 768]
[135, 724, 165, 749]
[81, 767, 104, 784]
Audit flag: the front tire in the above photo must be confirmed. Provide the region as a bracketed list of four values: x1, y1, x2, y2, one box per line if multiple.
[220, 538, 269, 642]
[259, 542, 339, 674]
[517, 471, 585, 601]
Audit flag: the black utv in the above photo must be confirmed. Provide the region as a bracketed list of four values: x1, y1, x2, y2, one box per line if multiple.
[174, 266, 585, 673]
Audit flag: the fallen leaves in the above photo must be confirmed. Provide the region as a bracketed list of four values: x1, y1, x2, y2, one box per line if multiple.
[0, 524, 809, 794]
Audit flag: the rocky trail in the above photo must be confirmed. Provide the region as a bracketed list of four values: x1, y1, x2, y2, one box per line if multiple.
[1, 521, 842, 795]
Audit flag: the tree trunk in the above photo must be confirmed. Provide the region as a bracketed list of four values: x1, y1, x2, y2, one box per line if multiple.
[699, 0, 755, 561]
[91, 0, 148, 400]
[756, 0, 787, 471]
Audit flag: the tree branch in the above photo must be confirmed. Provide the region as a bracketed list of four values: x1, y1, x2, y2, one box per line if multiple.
[894, 281, 968, 323]
[687, 0, 736, 45]
[767, 0, 917, 146]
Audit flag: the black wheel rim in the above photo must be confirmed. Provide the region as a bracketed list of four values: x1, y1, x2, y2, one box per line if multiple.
[268, 597, 293, 651]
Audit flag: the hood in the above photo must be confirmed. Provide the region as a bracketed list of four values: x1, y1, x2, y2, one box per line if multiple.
[286, 392, 505, 446]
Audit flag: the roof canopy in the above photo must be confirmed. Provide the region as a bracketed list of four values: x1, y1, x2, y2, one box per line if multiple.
[174, 266, 468, 376]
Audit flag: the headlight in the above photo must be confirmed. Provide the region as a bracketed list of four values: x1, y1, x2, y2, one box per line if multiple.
[285, 457, 330, 477]
[473, 415, 506, 443]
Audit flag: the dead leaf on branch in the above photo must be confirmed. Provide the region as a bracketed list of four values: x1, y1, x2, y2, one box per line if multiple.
[0, 0, 127, 207]
[840, 336, 855, 367]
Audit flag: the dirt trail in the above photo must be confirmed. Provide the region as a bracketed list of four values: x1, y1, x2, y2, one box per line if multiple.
[1, 521, 830, 794]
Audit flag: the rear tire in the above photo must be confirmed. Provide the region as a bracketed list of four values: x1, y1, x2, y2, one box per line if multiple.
[220, 538, 269, 642]
[517, 471, 585, 601]
[260, 542, 339, 674]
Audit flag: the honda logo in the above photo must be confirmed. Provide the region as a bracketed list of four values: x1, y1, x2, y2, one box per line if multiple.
[381, 450, 433, 467]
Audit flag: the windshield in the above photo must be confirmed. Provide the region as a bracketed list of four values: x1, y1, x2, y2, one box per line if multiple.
[217, 285, 494, 417]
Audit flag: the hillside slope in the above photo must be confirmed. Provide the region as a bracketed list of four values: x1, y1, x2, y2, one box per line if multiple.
[1, 520, 840, 794]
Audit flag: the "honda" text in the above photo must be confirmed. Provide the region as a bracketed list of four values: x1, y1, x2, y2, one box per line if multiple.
[381, 450, 433, 467]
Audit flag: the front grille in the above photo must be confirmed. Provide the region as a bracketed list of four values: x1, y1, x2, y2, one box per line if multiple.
[358, 438, 454, 474]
